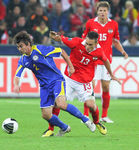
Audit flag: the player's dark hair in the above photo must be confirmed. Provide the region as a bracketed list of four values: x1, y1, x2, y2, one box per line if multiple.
[13, 31, 33, 46]
[97, 1, 110, 11]
[87, 31, 99, 41]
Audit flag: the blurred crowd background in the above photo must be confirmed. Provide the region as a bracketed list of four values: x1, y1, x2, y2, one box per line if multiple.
[0, 0, 139, 46]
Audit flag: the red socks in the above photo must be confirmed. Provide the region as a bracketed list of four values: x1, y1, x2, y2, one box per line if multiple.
[102, 91, 110, 118]
[48, 107, 60, 131]
[84, 103, 89, 116]
[90, 106, 99, 124]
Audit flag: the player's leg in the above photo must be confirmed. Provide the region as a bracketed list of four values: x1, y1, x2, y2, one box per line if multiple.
[85, 99, 107, 135]
[100, 80, 113, 123]
[55, 80, 96, 133]
[56, 95, 96, 133]
[44, 107, 60, 137]
[41, 107, 70, 137]
[40, 85, 70, 137]
[83, 80, 95, 117]
[79, 81, 107, 135]
[45, 76, 74, 136]
[100, 65, 113, 123]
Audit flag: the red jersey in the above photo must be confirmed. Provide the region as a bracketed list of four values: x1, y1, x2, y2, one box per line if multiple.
[61, 35, 108, 83]
[82, 17, 120, 64]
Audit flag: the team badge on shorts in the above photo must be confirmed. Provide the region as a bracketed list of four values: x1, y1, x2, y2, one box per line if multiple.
[33, 55, 39, 61]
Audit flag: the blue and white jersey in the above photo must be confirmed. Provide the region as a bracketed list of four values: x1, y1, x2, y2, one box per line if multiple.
[15, 45, 65, 87]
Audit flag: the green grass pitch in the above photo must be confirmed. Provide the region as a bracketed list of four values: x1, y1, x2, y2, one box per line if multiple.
[0, 98, 139, 150]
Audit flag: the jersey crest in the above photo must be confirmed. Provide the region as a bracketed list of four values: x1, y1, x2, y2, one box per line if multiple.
[108, 29, 113, 33]
[33, 55, 39, 61]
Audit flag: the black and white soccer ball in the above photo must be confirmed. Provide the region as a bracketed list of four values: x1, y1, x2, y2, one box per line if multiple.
[2, 118, 18, 134]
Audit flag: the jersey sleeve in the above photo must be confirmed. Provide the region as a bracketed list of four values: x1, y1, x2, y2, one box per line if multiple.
[61, 35, 79, 49]
[34, 45, 62, 57]
[15, 56, 25, 78]
[98, 48, 108, 62]
[82, 20, 90, 38]
[113, 21, 120, 41]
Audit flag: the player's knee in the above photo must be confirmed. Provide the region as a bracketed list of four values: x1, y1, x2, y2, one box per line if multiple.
[102, 83, 110, 92]
[86, 100, 96, 109]
[57, 102, 67, 110]
[42, 113, 51, 120]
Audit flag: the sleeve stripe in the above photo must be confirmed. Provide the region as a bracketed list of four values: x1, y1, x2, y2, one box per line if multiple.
[15, 65, 23, 75]
[45, 48, 62, 57]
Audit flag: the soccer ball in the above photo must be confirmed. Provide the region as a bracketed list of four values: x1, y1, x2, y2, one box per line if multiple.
[2, 118, 18, 134]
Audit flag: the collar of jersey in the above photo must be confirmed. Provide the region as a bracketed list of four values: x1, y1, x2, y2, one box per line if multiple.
[23, 45, 41, 56]
[94, 17, 111, 26]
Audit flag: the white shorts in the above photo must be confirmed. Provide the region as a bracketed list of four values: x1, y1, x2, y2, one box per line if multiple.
[94, 65, 111, 81]
[64, 75, 95, 102]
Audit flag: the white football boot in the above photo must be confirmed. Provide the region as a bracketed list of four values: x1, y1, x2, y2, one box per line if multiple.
[85, 119, 96, 132]
[100, 117, 114, 123]
[56, 126, 71, 136]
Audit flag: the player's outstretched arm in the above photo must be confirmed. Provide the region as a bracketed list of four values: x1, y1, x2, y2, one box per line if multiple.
[13, 76, 21, 93]
[113, 40, 128, 59]
[49, 31, 61, 42]
[103, 59, 121, 85]
[61, 49, 75, 76]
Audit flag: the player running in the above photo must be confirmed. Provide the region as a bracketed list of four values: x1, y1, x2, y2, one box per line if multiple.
[13, 31, 96, 137]
[82, 1, 128, 123]
[44, 30, 121, 137]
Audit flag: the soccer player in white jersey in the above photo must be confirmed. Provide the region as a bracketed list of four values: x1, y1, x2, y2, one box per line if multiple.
[82, 1, 128, 123]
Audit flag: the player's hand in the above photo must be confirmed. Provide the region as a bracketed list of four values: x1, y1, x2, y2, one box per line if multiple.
[111, 75, 121, 85]
[13, 86, 20, 93]
[49, 31, 61, 42]
[68, 66, 75, 77]
[123, 51, 128, 59]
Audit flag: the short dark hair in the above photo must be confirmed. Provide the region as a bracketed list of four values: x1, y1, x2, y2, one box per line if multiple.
[14, 31, 33, 46]
[87, 31, 99, 40]
[97, 1, 110, 11]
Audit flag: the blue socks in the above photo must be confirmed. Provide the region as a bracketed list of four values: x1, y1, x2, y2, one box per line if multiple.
[66, 104, 89, 123]
[48, 115, 68, 131]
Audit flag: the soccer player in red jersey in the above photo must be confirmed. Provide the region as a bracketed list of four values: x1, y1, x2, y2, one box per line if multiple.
[82, 1, 128, 123]
[43, 30, 121, 137]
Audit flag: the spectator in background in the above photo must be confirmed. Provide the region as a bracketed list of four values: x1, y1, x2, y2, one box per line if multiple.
[133, 11, 139, 35]
[26, 4, 49, 32]
[40, 0, 57, 14]
[25, 0, 40, 17]
[10, 15, 27, 38]
[110, 0, 122, 23]
[36, 21, 51, 44]
[82, 0, 99, 18]
[70, 4, 89, 36]
[49, 2, 70, 35]
[0, 20, 9, 44]
[5, 6, 22, 35]
[122, 0, 138, 33]
[0, 0, 6, 21]
[6, 0, 25, 16]
[61, 0, 72, 13]
[122, 33, 139, 46]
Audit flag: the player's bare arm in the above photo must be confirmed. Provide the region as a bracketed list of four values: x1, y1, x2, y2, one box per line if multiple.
[103, 59, 121, 84]
[61, 49, 75, 76]
[112, 40, 128, 59]
[49, 31, 61, 42]
[13, 76, 20, 93]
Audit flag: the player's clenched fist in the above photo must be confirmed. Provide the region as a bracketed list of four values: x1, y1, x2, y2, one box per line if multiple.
[49, 31, 61, 42]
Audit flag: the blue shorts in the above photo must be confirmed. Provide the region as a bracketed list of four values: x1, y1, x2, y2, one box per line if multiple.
[40, 80, 66, 108]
